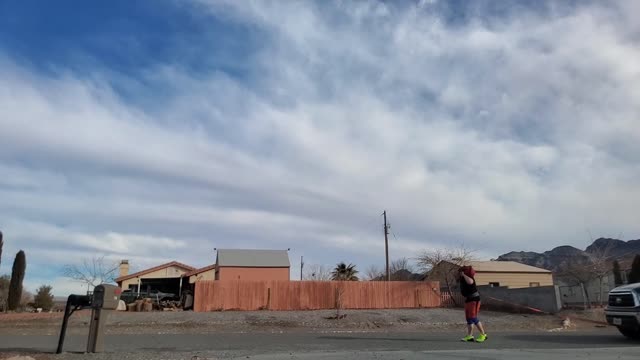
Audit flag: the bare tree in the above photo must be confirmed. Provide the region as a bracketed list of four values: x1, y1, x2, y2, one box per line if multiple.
[62, 255, 119, 292]
[589, 243, 616, 306]
[391, 257, 414, 273]
[302, 264, 332, 281]
[362, 259, 416, 281]
[390, 257, 416, 281]
[334, 281, 347, 319]
[20, 290, 33, 309]
[416, 245, 476, 306]
[558, 240, 615, 307]
[363, 264, 384, 281]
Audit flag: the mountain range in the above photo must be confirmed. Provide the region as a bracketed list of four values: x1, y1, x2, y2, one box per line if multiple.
[497, 238, 640, 272]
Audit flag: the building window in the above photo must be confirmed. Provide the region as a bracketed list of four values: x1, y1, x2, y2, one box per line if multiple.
[489, 282, 500, 287]
[529, 282, 540, 287]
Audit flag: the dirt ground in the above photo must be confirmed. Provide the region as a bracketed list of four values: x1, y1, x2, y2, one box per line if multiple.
[0, 308, 608, 336]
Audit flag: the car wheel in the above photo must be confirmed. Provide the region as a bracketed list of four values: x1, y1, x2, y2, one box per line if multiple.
[617, 326, 640, 340]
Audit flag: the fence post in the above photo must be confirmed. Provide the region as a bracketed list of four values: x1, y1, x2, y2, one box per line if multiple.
[267, 288, 271, 310]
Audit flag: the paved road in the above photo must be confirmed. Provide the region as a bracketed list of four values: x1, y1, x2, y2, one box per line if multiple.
[0, 330, 638, 359]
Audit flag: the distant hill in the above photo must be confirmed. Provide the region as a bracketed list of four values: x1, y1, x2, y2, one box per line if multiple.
[497, 238, 640, 272]
[585, 238, 640, 259]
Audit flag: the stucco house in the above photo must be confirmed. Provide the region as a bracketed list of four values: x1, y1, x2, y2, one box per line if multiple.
[430, 260, 554, 289]
[114, 248, 291, 297]
[115, 260, 195, 296]
[185, 264, 217, 284]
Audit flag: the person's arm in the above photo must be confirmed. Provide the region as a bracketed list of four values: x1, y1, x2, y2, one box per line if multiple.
[461, 272, 474, 285]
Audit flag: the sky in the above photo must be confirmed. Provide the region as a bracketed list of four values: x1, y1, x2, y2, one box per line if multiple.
[0, 0, 639, 296]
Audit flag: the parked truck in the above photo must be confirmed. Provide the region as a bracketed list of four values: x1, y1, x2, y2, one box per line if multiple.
[605, 282, 640, 339]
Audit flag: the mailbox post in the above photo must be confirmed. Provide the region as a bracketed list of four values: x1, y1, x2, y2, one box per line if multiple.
[57, 284, 122, 354]
[56, 294, 92, 354]
[87, 284, 121, 353]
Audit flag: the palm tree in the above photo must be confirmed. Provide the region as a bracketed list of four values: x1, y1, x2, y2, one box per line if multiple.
[331, 262, 359, 281]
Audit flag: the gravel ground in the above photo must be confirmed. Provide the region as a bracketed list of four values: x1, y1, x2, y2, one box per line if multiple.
[0, 308, 602, 336]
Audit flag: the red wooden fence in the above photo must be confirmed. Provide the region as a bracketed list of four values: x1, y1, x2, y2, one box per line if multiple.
[194, 280, 441, 312]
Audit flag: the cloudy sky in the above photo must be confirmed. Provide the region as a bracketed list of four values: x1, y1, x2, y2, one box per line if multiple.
[1, 0, 639, 295]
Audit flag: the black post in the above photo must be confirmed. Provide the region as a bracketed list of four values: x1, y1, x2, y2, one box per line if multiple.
[56, 294, 91, 354]
[56, 296, 74, 354]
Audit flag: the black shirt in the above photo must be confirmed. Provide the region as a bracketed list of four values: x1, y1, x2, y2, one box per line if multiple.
[460, 275, 480, 302]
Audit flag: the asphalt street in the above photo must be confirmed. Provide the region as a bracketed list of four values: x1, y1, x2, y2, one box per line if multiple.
[1, 330, 639, 359]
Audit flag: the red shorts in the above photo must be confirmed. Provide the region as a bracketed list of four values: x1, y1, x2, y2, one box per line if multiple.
[464, 300, 481, 324]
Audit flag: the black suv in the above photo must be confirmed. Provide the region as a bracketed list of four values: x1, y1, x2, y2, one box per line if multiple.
[605, 283, 640, 339]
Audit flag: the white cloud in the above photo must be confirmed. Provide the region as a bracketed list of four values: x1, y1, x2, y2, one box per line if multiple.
[1, 1, 640, 293]
[24, 277, 91, 298]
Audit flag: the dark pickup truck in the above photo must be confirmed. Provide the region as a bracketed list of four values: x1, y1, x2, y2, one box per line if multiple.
[120, 289, 178, 304]
[605, 282, 640, 340]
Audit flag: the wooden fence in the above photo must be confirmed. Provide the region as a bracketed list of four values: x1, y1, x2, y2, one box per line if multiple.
[194, 280, 441, 312]
[440, 290, 465, 307]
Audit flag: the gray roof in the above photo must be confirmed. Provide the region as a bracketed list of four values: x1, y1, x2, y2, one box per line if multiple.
[216, 249, 291, 268]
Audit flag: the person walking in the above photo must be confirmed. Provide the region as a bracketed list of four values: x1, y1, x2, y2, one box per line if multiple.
[459, 265, 487, 342]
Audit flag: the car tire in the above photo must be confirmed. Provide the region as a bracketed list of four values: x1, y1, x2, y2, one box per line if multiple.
[617, 326, 640, 340]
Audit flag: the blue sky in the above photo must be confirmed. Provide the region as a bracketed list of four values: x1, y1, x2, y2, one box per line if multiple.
[0, 0, 639, 296]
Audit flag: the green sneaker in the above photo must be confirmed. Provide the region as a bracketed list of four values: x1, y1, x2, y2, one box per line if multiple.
[475, 334, 488, 343]
[461, 335, 475, 342]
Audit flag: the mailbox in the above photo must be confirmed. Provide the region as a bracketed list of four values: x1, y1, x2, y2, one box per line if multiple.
[92, 284, 122, 310]
[68, 294, 92, 308]
[57, 294, 93, 354]
[58, 285, 122, 354]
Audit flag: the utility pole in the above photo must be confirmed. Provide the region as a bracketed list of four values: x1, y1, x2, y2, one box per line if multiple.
[300, 256, 304, 281]
[383, 210, 390, 281]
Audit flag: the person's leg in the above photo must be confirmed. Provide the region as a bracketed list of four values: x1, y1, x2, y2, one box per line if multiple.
[473, 301, 488, 342]
[475, 301, 485, 334]
[476, 321, 486, 334]
[461, 302, 475, 341]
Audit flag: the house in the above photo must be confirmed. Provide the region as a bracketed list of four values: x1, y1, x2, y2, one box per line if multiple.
[430, 260, 554, 289]
[115, 260, 195, 296]
[184, 264, 217, 284]
[214, 249, 290, 281]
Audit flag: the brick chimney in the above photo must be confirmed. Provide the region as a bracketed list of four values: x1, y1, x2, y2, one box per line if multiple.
[119, 260, 129, 277]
